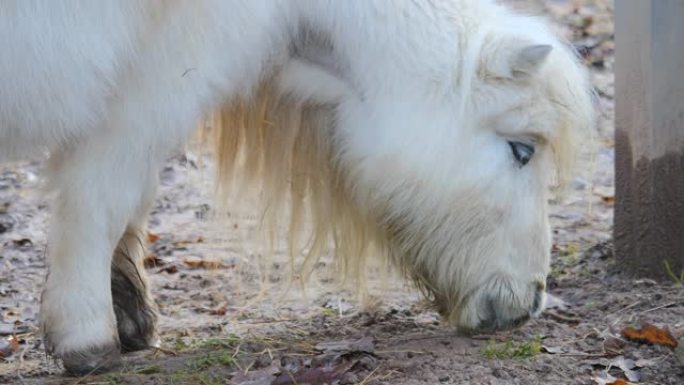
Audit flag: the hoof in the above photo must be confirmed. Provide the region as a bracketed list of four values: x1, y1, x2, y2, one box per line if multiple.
[112, 264, 158, 353]
[60, 343, 121, 376]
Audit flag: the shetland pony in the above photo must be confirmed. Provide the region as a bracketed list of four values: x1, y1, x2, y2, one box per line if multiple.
[0, 0, 593, 374]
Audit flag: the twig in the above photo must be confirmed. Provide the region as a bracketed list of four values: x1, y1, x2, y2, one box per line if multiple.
[639, 302, 679, 315]
[239, 318, 300, 325]
[15, 342, 30, 385]
[359, 365, 381, 385]
[545, 310, 582, 324]
[470, 334, 510, 341]
[612, 300, 642, 315]
[153, 346, 178, 356]
[552, 352, 609, 358]
[243, 359, 255, 376]
[375, 349, 426, 355]
[381, 333, 463, 343]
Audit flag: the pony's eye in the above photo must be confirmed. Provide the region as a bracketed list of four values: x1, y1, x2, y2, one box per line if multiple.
[508, 141, 535, 167]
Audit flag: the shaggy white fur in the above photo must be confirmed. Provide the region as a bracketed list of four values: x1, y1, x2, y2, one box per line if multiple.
[0, 0, 593, 374]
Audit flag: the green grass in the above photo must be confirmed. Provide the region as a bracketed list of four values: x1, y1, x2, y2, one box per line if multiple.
[83, 334, 303, 384]
[135, 365, 162, 375]
[187, 351, 236, 371]
[664, 260, 684, 286]
[321, 307, 337, 317]
[482, 337, 542, 360]
[94, 336, 245, 385]
[103, 373, 123, 385]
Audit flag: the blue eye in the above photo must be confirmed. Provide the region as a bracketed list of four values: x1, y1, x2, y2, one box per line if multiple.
[508, 141, 535, 167]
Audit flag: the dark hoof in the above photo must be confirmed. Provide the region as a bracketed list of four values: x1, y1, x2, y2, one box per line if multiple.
[61, 343, 121, 376]
[112, 264, 158, 353]
[114, 304, 158, 353]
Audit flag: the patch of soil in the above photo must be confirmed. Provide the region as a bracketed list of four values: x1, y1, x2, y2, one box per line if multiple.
[2, 1, 683, 384]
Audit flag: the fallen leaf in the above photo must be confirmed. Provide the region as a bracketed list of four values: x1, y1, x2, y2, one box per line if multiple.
[593, 373, 629, 385]
[609, 380, 629, 385]
[593, 372, 619, 385]
[601, 195, 615, 205]
[0, 336, 19, 359]
[183, 258, 227, 270]
[158, 265, 179, 274]
[143, 254, 165, 268]
[272, 360, 358, 385]
[12, 238, 32, 247]
[544, 309, 582, 325]
[173, 236, 205, 248]
[603, 336, 626, 356]
[622, 323, 678, 349]
[541, 345, 564, 354]
[594, 186, 615, 205]
[610, 357, 640, 382]
[544, 293, 569, 311]
[147, 232, 160, 243]
[209, 304, 227, 316]
[232, 364, 280, 385]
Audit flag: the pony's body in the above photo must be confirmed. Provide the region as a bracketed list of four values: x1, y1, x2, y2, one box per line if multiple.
[0, 0, 593, 374]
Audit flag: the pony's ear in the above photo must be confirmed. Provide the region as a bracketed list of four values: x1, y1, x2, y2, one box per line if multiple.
[510, 44, 553, 77]
[277, 59, 354, 104]
[484, 42, 553, 79]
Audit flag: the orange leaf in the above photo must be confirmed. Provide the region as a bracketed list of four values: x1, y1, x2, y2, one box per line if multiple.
[608, 380, 629, 385]
[622, 323, 678, 349]
[601, 195, 615, 205]
[183, 259, 226, 269]
[173, 236, 205, 248]
[147, 232, 160, 243]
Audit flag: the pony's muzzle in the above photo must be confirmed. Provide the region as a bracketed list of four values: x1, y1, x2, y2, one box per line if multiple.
[474, 282, 546, 332]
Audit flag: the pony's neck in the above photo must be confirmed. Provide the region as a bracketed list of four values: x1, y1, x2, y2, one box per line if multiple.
[288, 1, 494, 96]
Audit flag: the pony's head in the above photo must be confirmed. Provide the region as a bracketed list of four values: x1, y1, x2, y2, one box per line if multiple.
[213, 6, 593, 332]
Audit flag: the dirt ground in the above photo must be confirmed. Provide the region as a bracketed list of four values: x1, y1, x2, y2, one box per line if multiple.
[2, 1, 683, 384]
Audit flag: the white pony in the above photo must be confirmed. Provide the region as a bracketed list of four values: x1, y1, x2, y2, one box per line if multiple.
[0, 0, 593, 375]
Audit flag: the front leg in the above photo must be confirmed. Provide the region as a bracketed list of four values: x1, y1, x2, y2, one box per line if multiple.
[41, 141, 161, 375]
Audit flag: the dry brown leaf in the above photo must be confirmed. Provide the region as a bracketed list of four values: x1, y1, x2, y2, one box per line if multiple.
[183, 258, 227, 270]
[209, 304, 227, 316]
[602, 336, 626, 356]
[173, 236, 205, 247]
[622, 323, 678, 349]
[147, 232, 160, 243]
[601, 195, 615, 205]
[0, 336, 19, 359]
[143, 254, 165, 268]
[12, 238, 32, 247]
[157, 265, 179, 274]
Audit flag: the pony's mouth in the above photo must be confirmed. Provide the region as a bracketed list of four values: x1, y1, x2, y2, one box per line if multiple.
[448, 279, 546, 334]
[476, 283, 546, 332]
